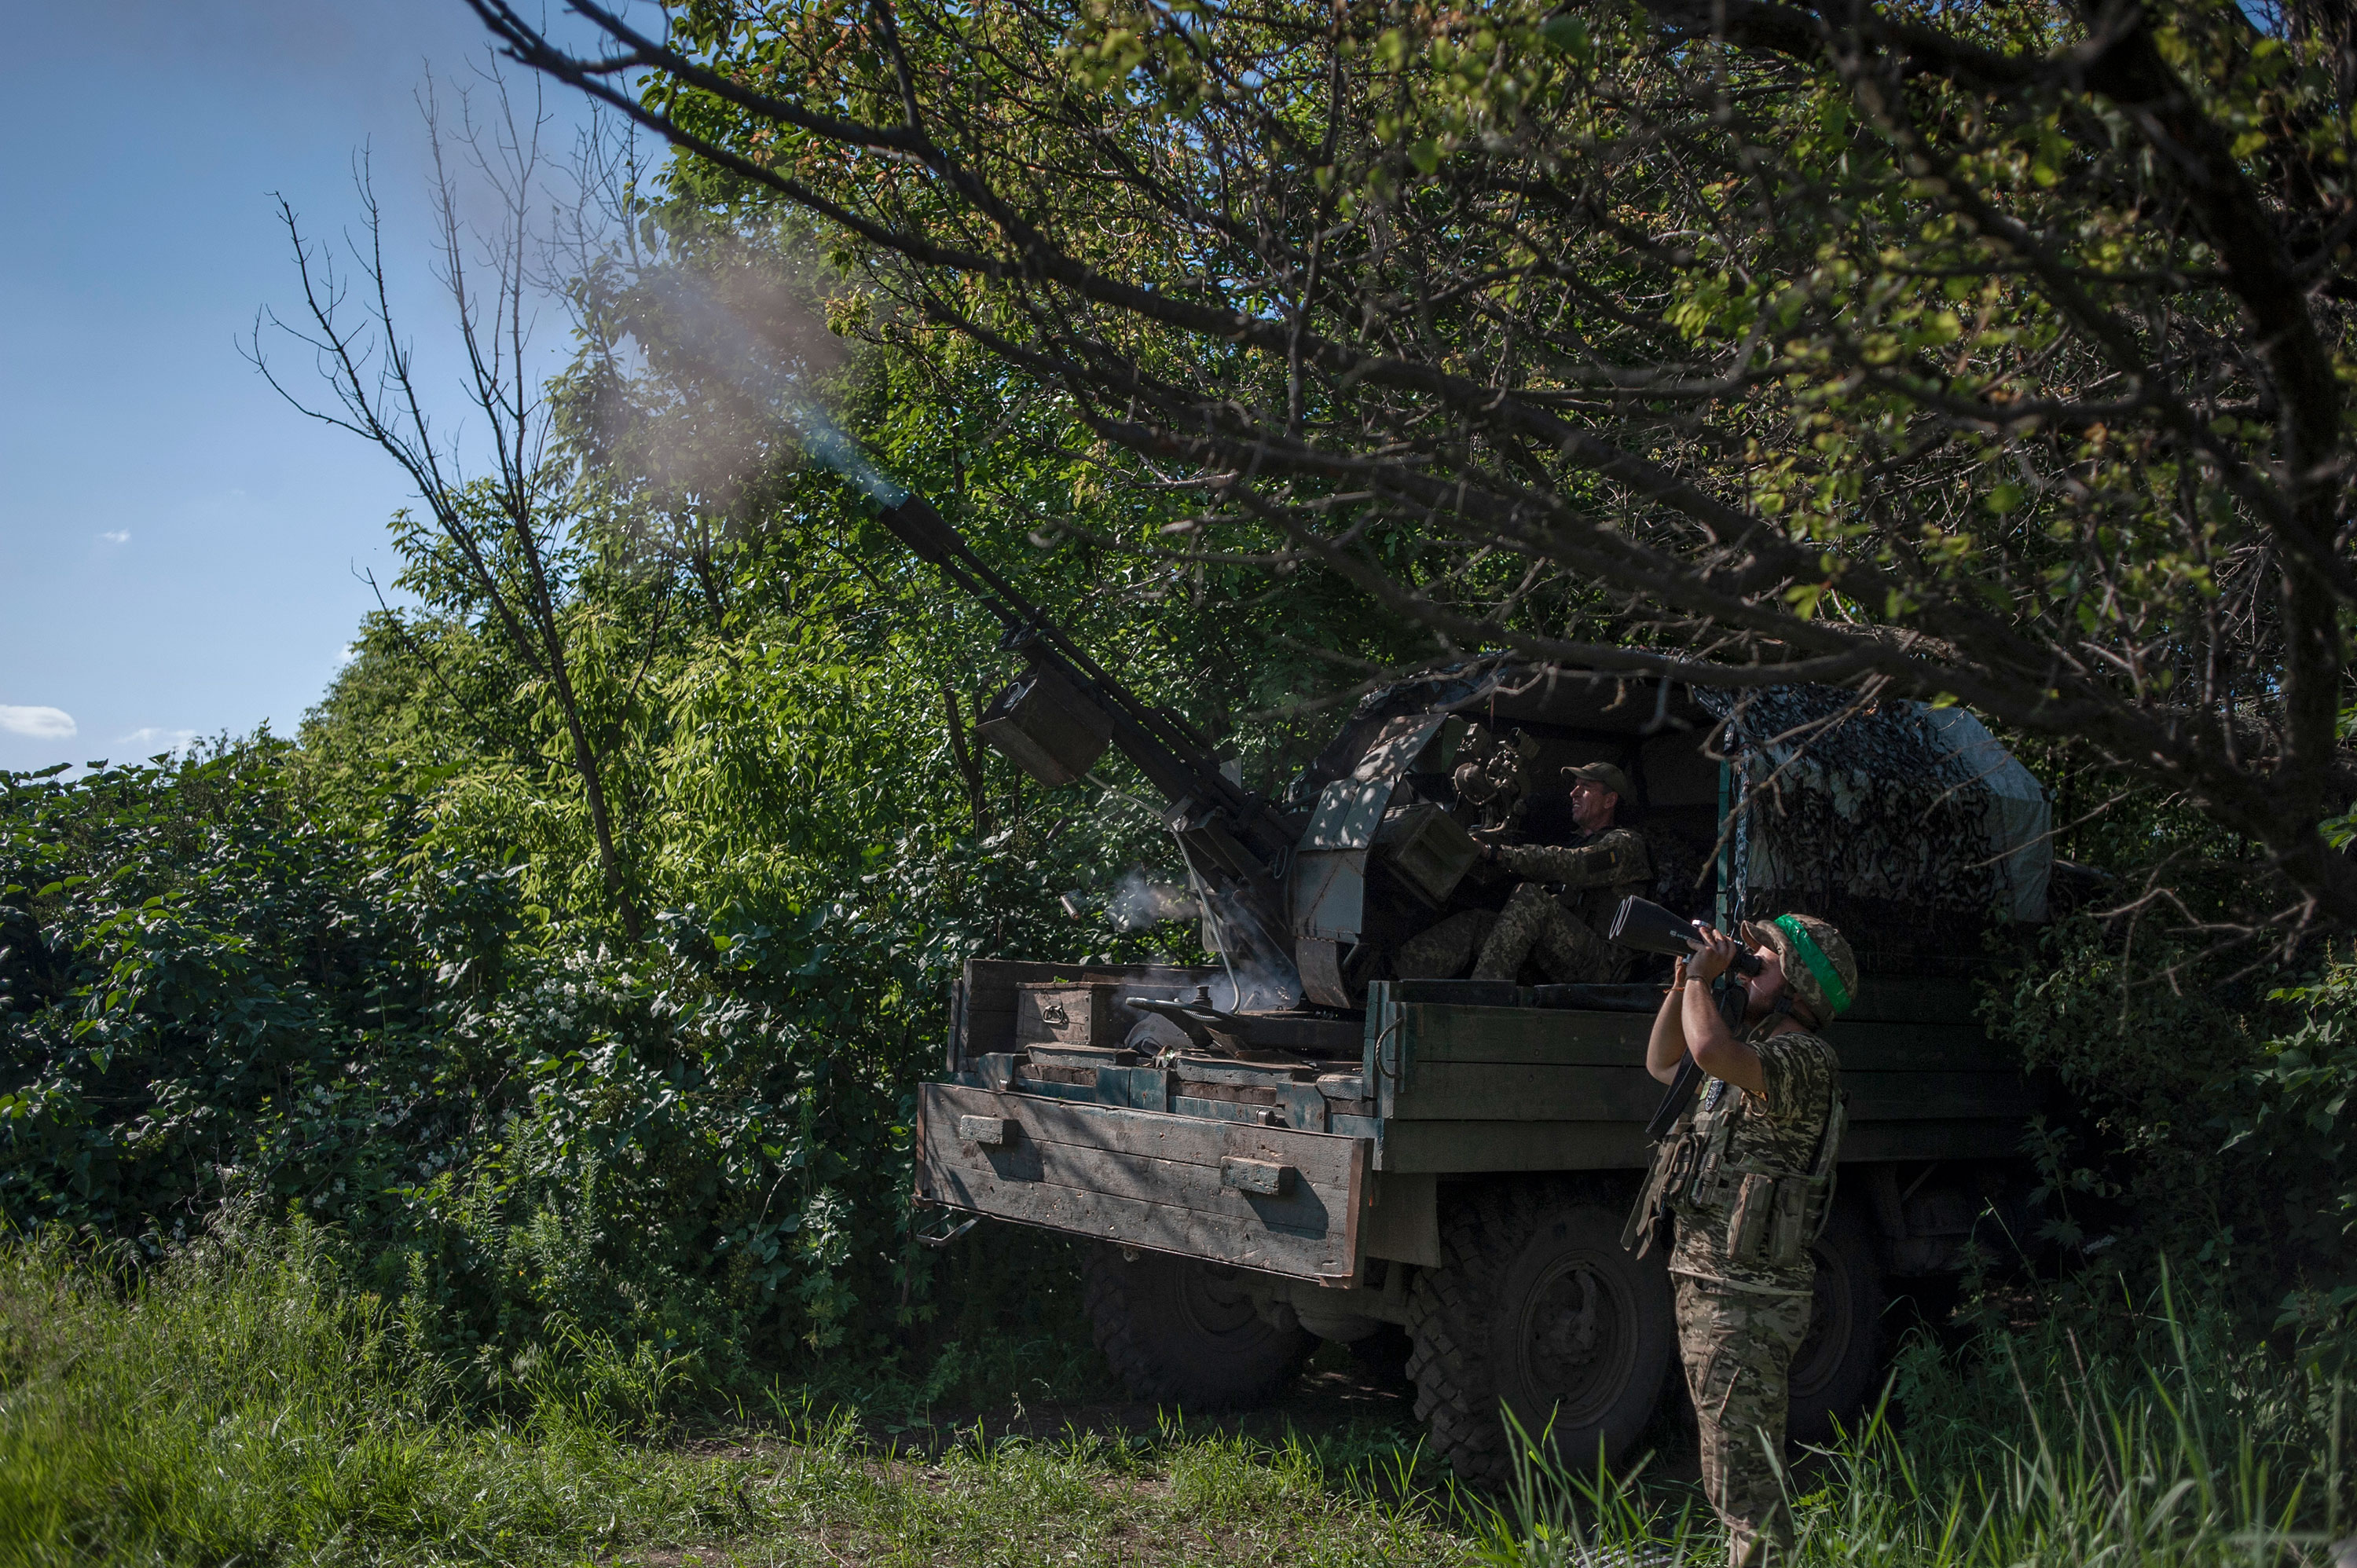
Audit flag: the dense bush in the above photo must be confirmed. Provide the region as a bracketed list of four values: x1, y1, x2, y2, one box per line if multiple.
[0, 743, 1105, 1398]
[0, 746, 438, 1244]
[1987, 914, 2357, 1321]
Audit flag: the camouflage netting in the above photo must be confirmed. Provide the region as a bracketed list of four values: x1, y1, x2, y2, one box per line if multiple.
[1697, 688, 2051, 976]
[1305, 666, 2051, 978]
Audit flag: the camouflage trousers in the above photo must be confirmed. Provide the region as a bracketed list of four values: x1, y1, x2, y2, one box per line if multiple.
[1674, 1274, 1813, 1568]
[1477, 882, 1626, 983]
[1393, 885, 1628, 983]
[1393, 910, 1497, 979]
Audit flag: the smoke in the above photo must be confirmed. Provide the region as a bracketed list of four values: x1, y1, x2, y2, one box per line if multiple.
[1204, 959, 1303, 1015]
[1197, 885, 1305, 1013]
[1103, 867, 1198, 932]
[794, 404, 908, 507]
[625, 248, 907, 507]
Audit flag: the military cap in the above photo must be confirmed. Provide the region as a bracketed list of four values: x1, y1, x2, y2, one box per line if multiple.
[1749, 913, 1859, 1022]
[1563, 760, 1632, 799]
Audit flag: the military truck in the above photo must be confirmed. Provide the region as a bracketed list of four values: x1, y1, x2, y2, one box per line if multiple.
[876, 493, 2049, 1483]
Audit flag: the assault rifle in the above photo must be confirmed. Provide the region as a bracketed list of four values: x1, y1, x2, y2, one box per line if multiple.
[1607, 896, 1762, 1138]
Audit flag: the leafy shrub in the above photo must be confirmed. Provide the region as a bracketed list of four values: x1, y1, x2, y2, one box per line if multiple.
[0, 744, 445, 1244]
[1987, 914, 2357, 1313]
[0, 745, 1124, 1406]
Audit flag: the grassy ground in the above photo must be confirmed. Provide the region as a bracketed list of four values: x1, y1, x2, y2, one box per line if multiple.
[1, 1225, 2350, 1566]
[0, 1226, 1467, 1567]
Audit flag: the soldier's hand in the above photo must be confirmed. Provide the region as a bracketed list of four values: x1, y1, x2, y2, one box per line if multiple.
[1687, 923, 1741, 982]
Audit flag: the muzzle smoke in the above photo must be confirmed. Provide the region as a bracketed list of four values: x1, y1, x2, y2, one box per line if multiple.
[1103, 867, 1197, 932]
[632, 252, 905, 506]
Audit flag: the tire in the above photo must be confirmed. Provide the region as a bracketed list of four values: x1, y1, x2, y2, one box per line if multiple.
[1082, 1245, 1314, 1409]
[1786, 1196, 1888, 1444]
[1406, 1180, 1677, 1486]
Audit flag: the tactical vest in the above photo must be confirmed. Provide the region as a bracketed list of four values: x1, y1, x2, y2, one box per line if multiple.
[1619, 1053, 1846, 1269]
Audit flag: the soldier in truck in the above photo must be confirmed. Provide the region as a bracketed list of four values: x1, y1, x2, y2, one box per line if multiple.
[1395, 760, 1653, 983]
[1637, 913, 1857, 1568]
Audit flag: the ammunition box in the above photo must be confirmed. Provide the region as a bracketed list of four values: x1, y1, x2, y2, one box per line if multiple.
[1376, 802, 1480, 906]
[975, 666, 1113, 786]
[1014, 980, 1123, 1048]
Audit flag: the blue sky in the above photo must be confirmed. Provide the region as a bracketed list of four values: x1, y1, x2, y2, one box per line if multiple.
[0, 2, 636, 773]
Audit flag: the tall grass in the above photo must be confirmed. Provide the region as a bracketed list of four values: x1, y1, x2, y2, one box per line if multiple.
[0, 1220, 758, 1565]
[0, 1221, 1463, 1566]
[8, 1218, 2351, 1567]
[1475, 1274, 2355, 1567]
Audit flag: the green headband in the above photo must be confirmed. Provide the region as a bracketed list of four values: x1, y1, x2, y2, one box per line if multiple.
[1771, 914, 1852, 1018]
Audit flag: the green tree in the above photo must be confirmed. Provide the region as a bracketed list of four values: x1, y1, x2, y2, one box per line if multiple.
[474, 0, 2357, 932]
[254, 74, 650, 937]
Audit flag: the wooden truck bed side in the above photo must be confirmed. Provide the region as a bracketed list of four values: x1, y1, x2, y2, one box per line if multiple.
[915, 962, 2040, 1280]
[917, 1083, 1372, 1280]
[1365, 978, 2038, 1173]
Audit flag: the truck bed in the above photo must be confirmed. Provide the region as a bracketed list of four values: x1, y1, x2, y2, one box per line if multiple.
[915, 961, 2036, 1284]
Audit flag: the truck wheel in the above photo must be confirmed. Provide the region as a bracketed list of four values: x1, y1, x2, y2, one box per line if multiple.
[1786, 1197, 1887, 1445]
[1082, 1246, 1314, 1409]
[1406, 1180, 1675, 1486]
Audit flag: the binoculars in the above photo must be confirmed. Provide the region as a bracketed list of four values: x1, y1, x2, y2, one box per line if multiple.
[1607, 896, 1763, 977]
[1607, 896, 1760, 1140]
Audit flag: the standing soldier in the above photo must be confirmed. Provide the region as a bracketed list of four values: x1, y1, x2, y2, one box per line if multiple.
[1630, 914, 1857, 1567]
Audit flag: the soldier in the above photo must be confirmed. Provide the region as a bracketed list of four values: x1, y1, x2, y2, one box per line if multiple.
[1394, 759, 1652, 982]
[1468, 760, 1652, 982]
[1632, 913, 1857, 1568]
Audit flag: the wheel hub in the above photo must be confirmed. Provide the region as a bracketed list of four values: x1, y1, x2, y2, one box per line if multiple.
[1175, 1260, 1260, 1338]
[1512, 1249, 1634, 1426]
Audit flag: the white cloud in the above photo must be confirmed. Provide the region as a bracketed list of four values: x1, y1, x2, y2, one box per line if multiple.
[97, 529, 130, 545]
[0, 705, 78, 740]
[334, 644, 357, 667]
[118, 727, 199, 752]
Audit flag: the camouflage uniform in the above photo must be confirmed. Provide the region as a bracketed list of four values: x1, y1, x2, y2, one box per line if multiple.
[1675, 1277, 1813, 1568]
[1391, 907, 1501, 980]
[1667, 1028, 1843, 1568]
[1472, 826, 1653, 983]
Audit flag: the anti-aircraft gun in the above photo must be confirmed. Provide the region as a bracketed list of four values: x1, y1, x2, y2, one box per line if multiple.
[882, 488, 2059, 1488]
[876, 491, 1489, 1011]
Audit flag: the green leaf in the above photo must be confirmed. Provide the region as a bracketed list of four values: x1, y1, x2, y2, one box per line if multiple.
[1541, 13, 1592, 64]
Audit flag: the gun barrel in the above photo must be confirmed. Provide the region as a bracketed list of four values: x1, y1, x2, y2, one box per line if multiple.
[874, 493, 1296, 868]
